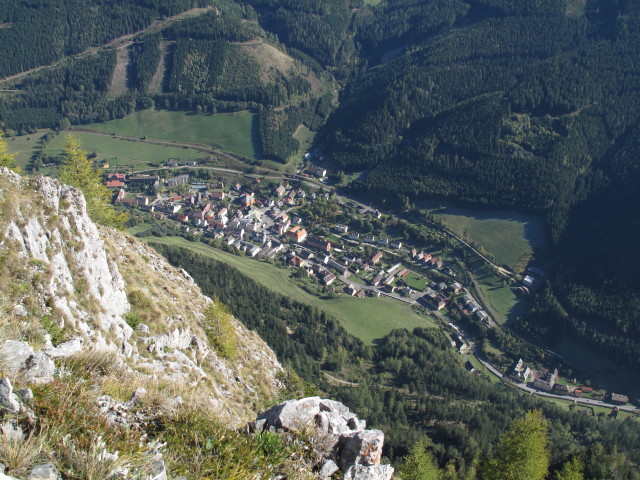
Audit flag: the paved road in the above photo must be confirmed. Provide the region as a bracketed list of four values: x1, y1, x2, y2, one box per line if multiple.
[471, 343, 639, 413]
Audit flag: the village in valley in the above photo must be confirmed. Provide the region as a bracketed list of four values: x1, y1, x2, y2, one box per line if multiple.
[105, 159, 635, 413]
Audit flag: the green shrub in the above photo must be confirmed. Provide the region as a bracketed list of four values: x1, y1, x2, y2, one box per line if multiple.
[124, 312, 143, 330]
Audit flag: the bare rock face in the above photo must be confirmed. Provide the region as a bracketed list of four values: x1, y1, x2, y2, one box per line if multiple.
[42, 337, 83, 358]
[338, 430, 385, 469]
[0, 169, 286, 423]
[253, 397, 394, 480]
[0, 341, 34, 376]
[0, 378, 20, 414]
[258, 396, 322, 431]
[21, 352, 55, 384]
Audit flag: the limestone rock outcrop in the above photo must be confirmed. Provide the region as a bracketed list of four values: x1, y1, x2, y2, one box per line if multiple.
[0, 168, 284, 423]
[253, 397, 394, 480]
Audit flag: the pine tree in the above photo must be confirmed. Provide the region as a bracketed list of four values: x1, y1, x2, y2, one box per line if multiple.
[479, 410, 549, 480]
[59, 134, 126, 228]
[397, 440, 441, 480]
[554, 457, 584, 480]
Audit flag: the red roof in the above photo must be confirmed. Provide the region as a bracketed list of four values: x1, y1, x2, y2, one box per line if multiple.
[106, 180, 124, 188]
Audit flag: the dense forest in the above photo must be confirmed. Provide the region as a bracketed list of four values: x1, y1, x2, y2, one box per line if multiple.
[0, 0, 215, 78]
[152, 243, 640, 480]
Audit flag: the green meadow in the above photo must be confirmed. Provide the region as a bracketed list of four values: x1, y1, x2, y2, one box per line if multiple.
[44, 132, 206, 168]
[142, 236, 434, 343]
[87, 110, 258, 159]
[3, 130, 48, 169]
[424, 203, 547, 269]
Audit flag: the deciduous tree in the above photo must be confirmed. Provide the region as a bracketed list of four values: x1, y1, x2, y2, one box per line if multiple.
[0, 136, 17, 171]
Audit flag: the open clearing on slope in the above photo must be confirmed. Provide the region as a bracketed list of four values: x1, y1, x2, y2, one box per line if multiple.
[44, 131, 206, 168]
[87, 110, 258, 159]
[143, 236, 434, 343]
[422, 202, 547, 269]
[108, 47, 131, 98]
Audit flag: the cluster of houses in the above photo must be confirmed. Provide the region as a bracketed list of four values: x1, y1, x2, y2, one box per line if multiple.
[410, 249, 444, 270]
[450, 292, 490, 324]
[105, 172, 160, 190]
[108, 169, 495, 319]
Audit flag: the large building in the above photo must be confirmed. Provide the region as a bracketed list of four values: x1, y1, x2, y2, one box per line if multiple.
[306, 236, 331, 253]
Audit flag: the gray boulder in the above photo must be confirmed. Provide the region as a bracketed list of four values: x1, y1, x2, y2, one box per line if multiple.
[348, 417, 366, 430]
[12, 305, 28, 317]
[258, 397, 322, 432]
[318, 459, 339, 479]
[346, 465, 394, 480]
[136, 323, 150, 335]
[145, 454, 167, 480]
[320, 399, 357, 420]
[315, 411, 351, 435]
[0, 341, 34, 376]
[0, 378, 20, 413]
[338, 430, 385, 472]
[22, 352, 55, 384]
[16, 388, 33, 404]
[0, 419, 24, 442]
[43, 338, 83, 359]
[28, 463, 61, 480]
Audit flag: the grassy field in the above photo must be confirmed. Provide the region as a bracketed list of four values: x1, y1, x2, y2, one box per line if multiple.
[44, 131, 206, 169]
[402, 272, 427, 291]
[87, 110, 258, 160]
[422, 202, 547, 269]
[4, 130, 50, 169]
[469, 257, 526, 324]
[142, 236, 434, 343]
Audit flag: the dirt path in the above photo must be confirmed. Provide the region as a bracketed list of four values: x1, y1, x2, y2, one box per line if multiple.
[324, 372, 359, 387]
[0, 6, 215, 87]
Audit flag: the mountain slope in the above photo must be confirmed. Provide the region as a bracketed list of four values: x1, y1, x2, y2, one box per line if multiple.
[0, 167, 284, 422]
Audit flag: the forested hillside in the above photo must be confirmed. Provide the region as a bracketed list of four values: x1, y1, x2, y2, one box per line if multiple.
[0, 0, 212, 78]
[0, 0, 333, 162]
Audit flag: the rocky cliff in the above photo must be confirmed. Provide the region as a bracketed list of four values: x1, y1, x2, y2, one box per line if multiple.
[0, 168, 284, 421]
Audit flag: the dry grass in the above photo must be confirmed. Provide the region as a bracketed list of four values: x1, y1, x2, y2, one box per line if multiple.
[108, 48, 132, 98]
[240, 43, 294, 83]
[0, 431, 44, 476]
